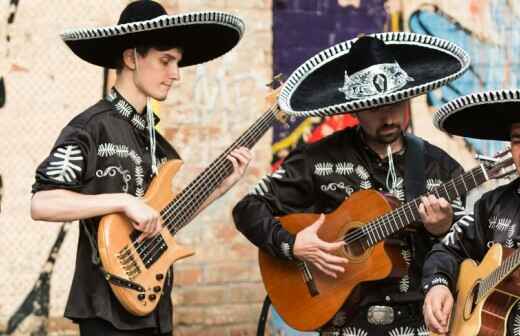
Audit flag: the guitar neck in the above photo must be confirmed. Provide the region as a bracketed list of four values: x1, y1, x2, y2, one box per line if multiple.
[163, 103, 280, 235]
[361, 164, 489, 247]
[478, 248, 520, 303]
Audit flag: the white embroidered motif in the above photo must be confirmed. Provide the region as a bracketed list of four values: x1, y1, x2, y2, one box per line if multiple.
[416, 325, 429, 336]
[114, 99, 133, 118]
[46, 145, 84, 183]
[249, 168, 286, 196]
[315, 162, 334, 176]
[355, 165, 370, 180]
[489, 216, 513, 232]
[131, 114, 146, 130]
[399, 275, 410, 293]
[426, 178, 442, 191]
[442, 214, 474, 246]
[335, 162, 355, 175]
[391, 177, 405, 201]
[399, 248, 412, 293]
[513, 309, 520, 336]
[97, 143, 129, 158]
[431, 277, 449, 287]
[388, 326, 415, 336]
[96, 166, 131, 192]
[342, 326, 368, 336]
[97, 143, 145, 197]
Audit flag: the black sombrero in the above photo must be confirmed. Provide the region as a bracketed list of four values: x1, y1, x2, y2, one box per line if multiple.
[434, 89, 520, 141]
[61, 0, 245, 68]
[278, 32, 470, 118]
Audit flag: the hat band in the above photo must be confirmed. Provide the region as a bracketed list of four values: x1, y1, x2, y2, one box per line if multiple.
[338, 62, 414, 100]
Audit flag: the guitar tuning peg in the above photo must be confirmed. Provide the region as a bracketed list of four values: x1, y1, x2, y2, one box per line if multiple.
[475, 154, 498, 163]
[266, 73, 285, 89]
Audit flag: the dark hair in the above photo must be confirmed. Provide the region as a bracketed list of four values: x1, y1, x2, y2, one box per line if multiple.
[115, 44, 182, 72]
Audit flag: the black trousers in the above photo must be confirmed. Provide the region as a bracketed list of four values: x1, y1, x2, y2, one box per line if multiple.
[78, 318, 172, 336]
[320, 302, 427, 336]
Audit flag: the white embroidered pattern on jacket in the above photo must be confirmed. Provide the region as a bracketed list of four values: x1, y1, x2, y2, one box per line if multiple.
[280, 242, 292, 260]
[355, 165, 372, 189]
[388, 326, 414, 336]
[46, 145, 84, 183]
[426, 178, 442, 191]
[98, 143, 129, 158]
[335, 162, 355, 175]
[249, 168, 286, 196]
[489, 216, 513, 232]
[96, 166, 131, 192]
[114, 99, 133, 118]
[513, 308, 520, 336]
[315, 162, 334, 176]
[342, 326, 367, 336]
[391, 177, 405, 201]
[399, 247, 412, 293]
[131, 114, 146, 130]
[97, 142, 145, 197]
[443, 214, 474, 246]
[431, 276, 449, 287]
[320, 182, 354, 197]
[416, 324, 429, 336]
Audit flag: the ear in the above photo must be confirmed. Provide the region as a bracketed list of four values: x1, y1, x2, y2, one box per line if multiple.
[122, 49, 137, 70]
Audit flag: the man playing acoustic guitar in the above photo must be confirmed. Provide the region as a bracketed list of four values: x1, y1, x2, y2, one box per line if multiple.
[233, 34, 470, 335]
[423, 90, 520, 336]
[30, 1, 251, 335]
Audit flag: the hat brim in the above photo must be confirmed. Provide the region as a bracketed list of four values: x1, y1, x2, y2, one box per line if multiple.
[434, 89, 520, 141]
[278, 32, 470, 117]
[62, 11, 244, 68]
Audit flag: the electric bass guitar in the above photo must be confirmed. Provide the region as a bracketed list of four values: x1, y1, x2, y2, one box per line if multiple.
[433, 243, 520, 336]
[97, 77, 287, 316]
[260, 149, 515, 331]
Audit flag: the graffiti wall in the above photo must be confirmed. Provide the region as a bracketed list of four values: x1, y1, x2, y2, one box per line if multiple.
[405, 0, 516, 155]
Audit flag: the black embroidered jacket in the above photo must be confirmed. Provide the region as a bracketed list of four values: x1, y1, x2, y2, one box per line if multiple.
[233, 126, 464, 320]
[32, 89, 179, 332]
[422, 178, 520, 335]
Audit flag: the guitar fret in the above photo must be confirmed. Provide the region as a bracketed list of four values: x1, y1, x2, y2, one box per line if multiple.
[461, 176, 468, 192]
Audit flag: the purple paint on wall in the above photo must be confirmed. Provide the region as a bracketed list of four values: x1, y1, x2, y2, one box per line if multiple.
[272, 0, 389, 156]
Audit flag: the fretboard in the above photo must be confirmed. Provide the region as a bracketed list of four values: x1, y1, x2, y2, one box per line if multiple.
[350, 164, 489, 248]
[161, 104, 279, 236]
[477, 247, 520, 303]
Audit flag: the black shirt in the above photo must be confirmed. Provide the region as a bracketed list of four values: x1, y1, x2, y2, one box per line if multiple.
[233, 126, 464, 325]
[422, 178, 520, 336]
[32, 88, 179, 332]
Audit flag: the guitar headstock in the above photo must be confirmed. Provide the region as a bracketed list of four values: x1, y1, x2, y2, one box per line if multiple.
[265, 74, 288, 124]
[478, 147, 517, 180]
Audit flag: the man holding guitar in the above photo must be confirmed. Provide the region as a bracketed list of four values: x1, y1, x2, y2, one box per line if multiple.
[423, 90, 520, 336]
[233, 34, 470, 335]
[30, 1, 251, 335]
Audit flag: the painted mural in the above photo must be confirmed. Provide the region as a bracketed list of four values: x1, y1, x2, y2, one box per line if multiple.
[408, 1, 516, 155]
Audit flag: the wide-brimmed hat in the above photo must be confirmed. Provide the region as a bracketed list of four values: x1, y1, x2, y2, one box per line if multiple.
[434, 89, 520, 141]
[61, 0, 245, 68]
[278, 32, 470, 118]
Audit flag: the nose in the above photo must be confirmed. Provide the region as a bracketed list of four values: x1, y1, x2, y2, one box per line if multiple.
[169, 63, 180, 81]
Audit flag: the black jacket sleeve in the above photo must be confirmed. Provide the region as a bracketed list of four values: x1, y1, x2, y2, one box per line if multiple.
[233, 146, 316, 260]
[422, 198, 488, 293]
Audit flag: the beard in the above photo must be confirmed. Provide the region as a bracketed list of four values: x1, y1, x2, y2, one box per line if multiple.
[372, 125, 401, 145]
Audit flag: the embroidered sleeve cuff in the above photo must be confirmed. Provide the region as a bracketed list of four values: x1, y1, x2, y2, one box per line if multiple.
[279, 232, 296, 261]
[423, 274, 450, 294]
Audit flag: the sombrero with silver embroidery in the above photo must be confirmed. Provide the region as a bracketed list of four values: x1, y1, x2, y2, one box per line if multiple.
[434, 89, 520, 141]
[61, 0, 245, 68]
[278, 32, 470, 117]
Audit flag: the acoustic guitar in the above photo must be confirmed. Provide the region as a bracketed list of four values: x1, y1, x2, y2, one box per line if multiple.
[97, 77, 287, 316]
[433, 243, 520, 336]
[260, 149, 515, 331]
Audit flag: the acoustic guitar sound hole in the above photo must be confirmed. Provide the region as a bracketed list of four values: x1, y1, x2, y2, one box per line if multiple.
[343, 228, 366, 258]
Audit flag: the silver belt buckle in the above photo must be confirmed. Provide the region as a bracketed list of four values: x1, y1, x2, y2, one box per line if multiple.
[367, 305, 394, 325]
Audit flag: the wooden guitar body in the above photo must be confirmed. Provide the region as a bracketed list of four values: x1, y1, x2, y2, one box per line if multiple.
[259, 189, 395, 331]
[98, 160, 194, 316]
[443, 244, 520, 336]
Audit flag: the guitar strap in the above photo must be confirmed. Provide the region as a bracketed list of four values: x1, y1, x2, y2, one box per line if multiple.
[403, 133, 426, 202]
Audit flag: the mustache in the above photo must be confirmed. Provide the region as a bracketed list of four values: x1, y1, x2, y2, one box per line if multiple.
[377, 125, 400, 133]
